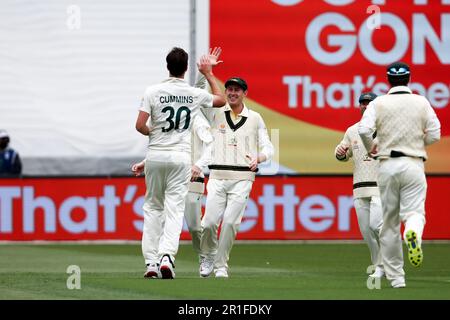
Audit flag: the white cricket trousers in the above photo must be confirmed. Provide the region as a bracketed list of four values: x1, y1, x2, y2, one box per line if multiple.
[378, 157, 427, 282]
[353, 196, 383, 270]
[200, 179, 253, 271]
[184, 191, 203, 257]
[141, 151, 191, 265]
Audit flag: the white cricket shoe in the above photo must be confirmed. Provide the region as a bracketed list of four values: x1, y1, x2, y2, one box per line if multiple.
[391, 278, 406, 288]
[160, 255, 176, 279]
[144, 263, 161, 279]
[369, 266, 385, 279]
[199, 257, 214, 278]
[215, 268, 229, 278]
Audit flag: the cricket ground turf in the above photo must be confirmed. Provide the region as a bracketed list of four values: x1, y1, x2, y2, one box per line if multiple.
[1, 243, 449, 300]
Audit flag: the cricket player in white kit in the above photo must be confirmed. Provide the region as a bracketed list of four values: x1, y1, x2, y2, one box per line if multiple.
[135, 47, 226, 279]
[183, 112, 213, 260]
[335, 92, 384, 279]
[358, 62, 441, 288]
[199, 77, 274, 278]
[133, 49, 221, 266]
[184, 48, 222, 261]
[132, 111, 212, 265]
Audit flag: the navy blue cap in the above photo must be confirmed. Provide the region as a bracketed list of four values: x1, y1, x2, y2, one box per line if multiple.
[358, 92, 377, 103]
[225, 77, 248, 91]
[387, 62, 410, 77]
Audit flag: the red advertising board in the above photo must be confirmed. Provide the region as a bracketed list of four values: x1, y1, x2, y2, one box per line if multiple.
[1, 176, 449, 241]
[210, 0, 450, 173]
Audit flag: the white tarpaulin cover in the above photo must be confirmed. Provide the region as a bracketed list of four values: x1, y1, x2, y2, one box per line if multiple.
[0, 0, 192, 175]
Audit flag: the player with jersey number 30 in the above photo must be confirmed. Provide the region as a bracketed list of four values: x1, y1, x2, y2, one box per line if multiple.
[135, 47, 226, 279]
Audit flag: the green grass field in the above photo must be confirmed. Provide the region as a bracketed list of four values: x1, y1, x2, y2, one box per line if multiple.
[1, 242, 449, 300]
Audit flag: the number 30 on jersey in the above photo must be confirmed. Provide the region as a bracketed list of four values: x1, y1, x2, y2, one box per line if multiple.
[161, 106, 191, 132]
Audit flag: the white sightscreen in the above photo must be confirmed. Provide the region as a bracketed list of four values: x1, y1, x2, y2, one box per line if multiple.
[0, 0, 201, 175]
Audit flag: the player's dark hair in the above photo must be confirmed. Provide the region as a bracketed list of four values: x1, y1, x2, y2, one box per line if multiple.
[387, 61, 410, 87]
[388, 75, 410, 87]
[166, 47, 188, 77]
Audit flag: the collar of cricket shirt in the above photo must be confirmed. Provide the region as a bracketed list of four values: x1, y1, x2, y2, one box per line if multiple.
[224, 103, 249, 118]
[388, 86, 412, 95]
[224, 103, 249, 131]
[164, 77, 187, 84]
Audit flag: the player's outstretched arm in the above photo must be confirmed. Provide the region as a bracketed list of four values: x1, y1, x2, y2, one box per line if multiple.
[197, 54, 226, 107]
[195, 47, 223, 89]
[209, 47, 223, 66]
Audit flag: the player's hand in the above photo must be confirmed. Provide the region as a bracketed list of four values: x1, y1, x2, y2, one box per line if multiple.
[191, 165, 202, 182]
[209, 47, 223, 66]
[336, 145, 349, 157]
[197, 54, 213, 76]
[369, 143, 378, 158]
[131, 161, 145, 176]
[246, 155, 258, 172]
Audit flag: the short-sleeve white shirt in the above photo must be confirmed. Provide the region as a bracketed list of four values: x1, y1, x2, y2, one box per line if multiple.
[140, 77, 213, 153]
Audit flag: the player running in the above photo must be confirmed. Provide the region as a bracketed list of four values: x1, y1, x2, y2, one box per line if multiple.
[358, 62, 441, 288]
[335, 92, 384, 280]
